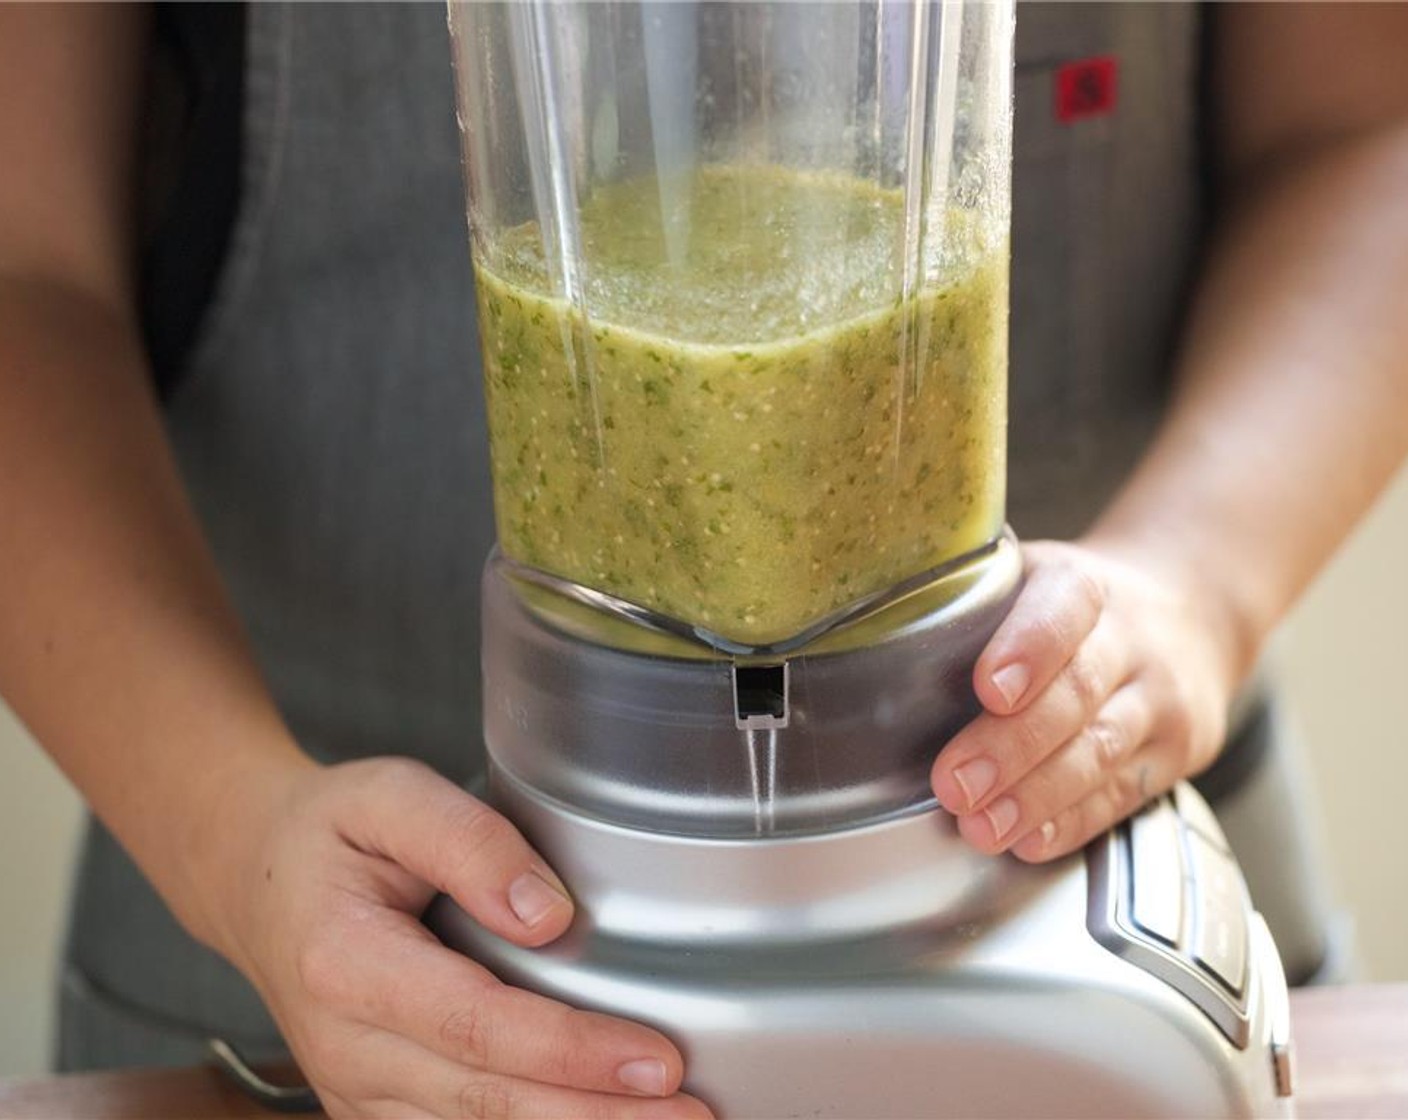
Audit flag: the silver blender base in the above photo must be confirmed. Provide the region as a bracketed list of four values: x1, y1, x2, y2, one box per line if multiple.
[429, 539, 1295, 1117]
[429, 778, 1291, 1119]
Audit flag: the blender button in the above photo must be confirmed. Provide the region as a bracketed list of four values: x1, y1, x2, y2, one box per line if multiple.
[1192, 905, 1248, 996]
[1129, 800, 1184, 947]
[1189, 828, 1246, 909]
[1190, 852, 1250, 995]
[1174, 782, 1231, 853]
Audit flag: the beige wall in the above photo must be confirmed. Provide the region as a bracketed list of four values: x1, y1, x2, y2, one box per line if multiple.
[1279, 465, 1408, 983]
[2, 468, 1407, 1076]
[0, 709, 82, 1077]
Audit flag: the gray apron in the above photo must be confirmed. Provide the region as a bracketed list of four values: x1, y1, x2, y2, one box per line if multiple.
[57, 1, 1343, 1072]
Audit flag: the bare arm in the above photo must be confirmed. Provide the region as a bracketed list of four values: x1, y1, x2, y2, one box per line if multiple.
[932, 3, 1408, 859]
[0, 2, 305, 942]
[0, 7, 699, 1117]
[1090, 3, 1408, 678]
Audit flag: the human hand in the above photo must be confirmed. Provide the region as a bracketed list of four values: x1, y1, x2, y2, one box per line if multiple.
[205, 757, 712, 1120]
[931, 540, 1239, 861]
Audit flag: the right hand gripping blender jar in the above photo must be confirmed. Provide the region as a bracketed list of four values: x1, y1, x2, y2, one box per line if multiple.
[430, 3, 1297, 1116]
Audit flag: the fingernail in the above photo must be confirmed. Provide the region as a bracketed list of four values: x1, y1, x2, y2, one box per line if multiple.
[990, 663, 1030, 708]
[508, 871, 568, 928]
[985, 796, 1020, 842]
[953, 757, 998, 808]
[1039, 820, 1058, 847]
[617, 1058, 668, 1096]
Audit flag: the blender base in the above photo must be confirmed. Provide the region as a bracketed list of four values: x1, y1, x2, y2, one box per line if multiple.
[427, 776, 1292, 1119]
[429, 541, 1294, 1117]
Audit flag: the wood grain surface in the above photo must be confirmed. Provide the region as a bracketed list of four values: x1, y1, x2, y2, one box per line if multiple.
[1, 985, 1404, 1119]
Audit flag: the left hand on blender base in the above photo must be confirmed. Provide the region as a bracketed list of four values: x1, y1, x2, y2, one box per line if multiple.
[205, 756, 714, 1120]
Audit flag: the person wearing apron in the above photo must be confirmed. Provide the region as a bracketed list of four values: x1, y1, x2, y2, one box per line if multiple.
[3, 2, 1398, 1110]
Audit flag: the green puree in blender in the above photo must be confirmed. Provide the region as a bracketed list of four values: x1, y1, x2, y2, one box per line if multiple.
[475, 165, 1007, 647]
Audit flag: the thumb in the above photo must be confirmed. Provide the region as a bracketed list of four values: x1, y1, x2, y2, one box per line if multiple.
[340, 759, 574, 947]
[973, 545, 1104, 716]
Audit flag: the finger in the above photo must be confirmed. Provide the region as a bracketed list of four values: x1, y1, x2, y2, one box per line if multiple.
[1010, 742, 1179, 862]
[360, 1102, 438, 1120]
[961, 683, 1155, 857]
[933, 618, 1130, 822]
[301, 908, 685, 1097]
[316, 1085, 436, 1120]
[973, 547, 1106, 716]
[313, 1087, 356, 1120]
[348, 1031, 713, 1120]
[341, 759, 573, 947]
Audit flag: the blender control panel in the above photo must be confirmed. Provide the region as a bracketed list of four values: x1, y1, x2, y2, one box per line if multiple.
[1086, 784, 1254, 1048]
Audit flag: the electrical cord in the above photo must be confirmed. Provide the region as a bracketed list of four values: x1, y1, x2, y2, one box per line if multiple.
[208, 1038, 321, 1113]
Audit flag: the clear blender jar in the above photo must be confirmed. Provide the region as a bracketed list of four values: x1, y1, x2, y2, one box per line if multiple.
[450, 0, 1013, 652]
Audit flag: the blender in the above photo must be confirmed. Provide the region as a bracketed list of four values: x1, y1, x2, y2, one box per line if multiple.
[428, 3, 1296, 1116]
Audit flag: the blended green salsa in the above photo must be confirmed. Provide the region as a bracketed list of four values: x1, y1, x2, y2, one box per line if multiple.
[475, 165, 1007, 646]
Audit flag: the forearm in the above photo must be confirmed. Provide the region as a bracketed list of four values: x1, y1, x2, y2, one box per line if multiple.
[0, 276, 314, 953]
[1085, 127, 1408, 688]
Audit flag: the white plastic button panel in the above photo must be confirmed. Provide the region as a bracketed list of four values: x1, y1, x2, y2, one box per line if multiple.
[1187, 830, 1250, 994]
[1129, 800, 1185, 946]
[1085, 783, 1255, 1048]
[1175, 780, 1232, 854]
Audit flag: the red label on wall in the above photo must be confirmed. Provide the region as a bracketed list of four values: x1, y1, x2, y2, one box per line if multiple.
[1056, 56, 1118, 124]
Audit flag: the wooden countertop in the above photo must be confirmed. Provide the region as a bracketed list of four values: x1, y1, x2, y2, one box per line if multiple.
[2, 984, 1405, 1119]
